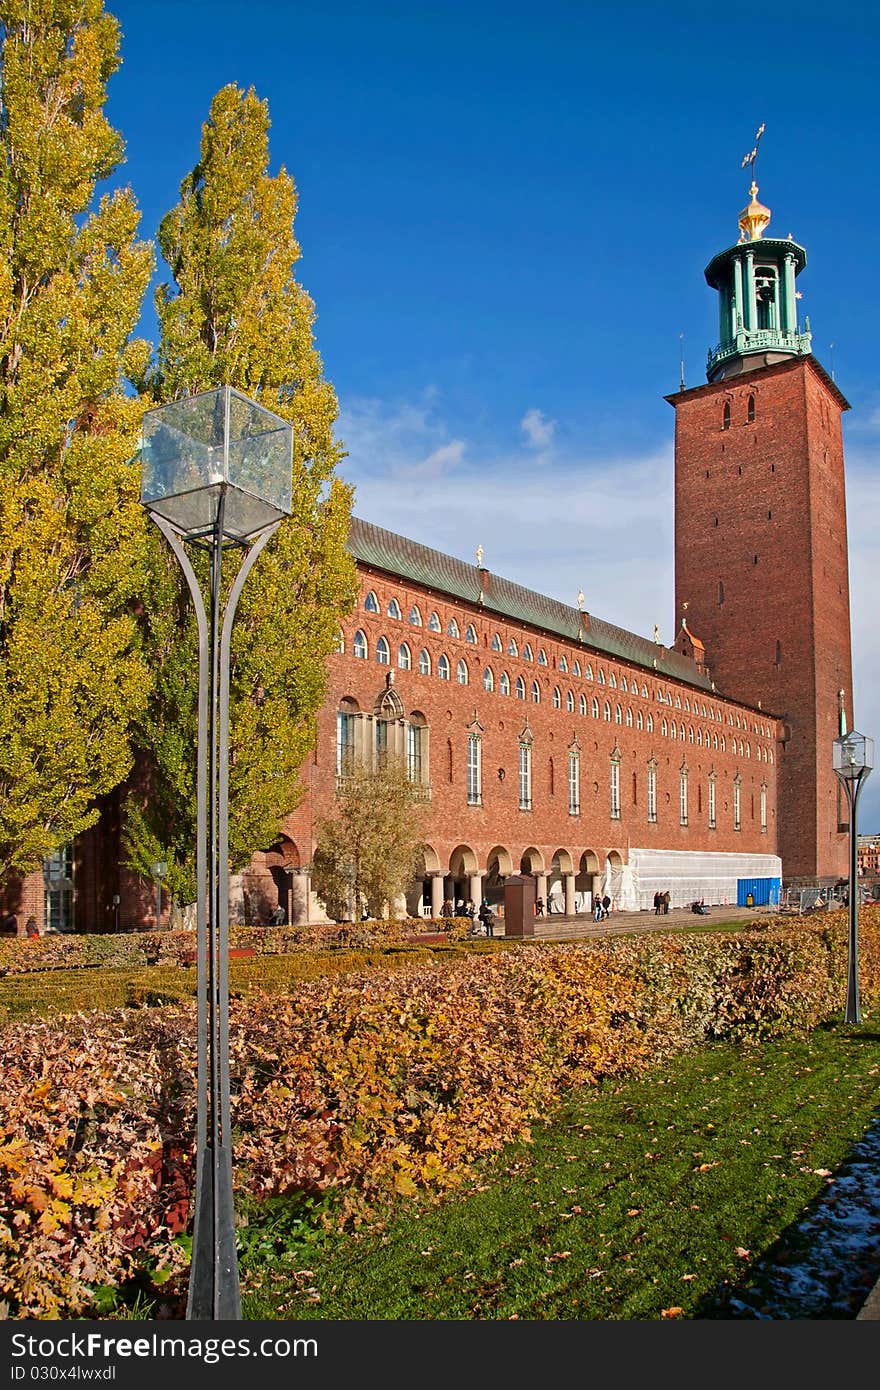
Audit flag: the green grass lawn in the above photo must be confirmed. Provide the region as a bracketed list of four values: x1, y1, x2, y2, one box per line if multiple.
[238, 1012, 880, 1321]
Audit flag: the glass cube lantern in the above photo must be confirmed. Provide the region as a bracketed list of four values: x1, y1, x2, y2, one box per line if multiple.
[139, 386, 293, 540]
[833, 730, 874, 781]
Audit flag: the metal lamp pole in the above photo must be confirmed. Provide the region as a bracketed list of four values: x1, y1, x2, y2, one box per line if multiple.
[139, 387, 293, 1320]
[833, 729, 874, 1025]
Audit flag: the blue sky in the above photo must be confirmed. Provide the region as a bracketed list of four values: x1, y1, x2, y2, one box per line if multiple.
[105, 0, 880, 832]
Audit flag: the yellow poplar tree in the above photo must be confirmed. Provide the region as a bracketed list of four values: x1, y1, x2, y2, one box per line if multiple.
[0, 0, 153, 879]
[125, 84, 356, 898]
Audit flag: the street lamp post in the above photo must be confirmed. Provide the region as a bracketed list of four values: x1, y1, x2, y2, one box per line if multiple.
[832, 728, 874, 1024]
[139, 387, 293, 1320]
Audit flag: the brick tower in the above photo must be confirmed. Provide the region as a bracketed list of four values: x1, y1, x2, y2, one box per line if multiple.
[668, 165, 853, 881]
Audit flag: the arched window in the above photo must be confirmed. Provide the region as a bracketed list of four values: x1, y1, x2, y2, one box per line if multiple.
[641, 683, 649, 698]
[409, 605, 422, 626]
[500, 671, 510, 696]
[437, 653, 450, 680]
[747, 393, 755, 423]
[688, 725, 695, 743]
[531, 680, 540, 704]
[722, 401, 731, 430]
[418, 648, 431, 676]
[537, 649, 548, 666]
[684, 698, 690, 712]
[679, 723, 686, 741]
[387, 597, 401, 620]
[591, 697, 599, 719]
[584, 663, 593, 680]
[523, 643, 533, 661]
[621, 676, 628, 692]
[515, 675, 526, 700]
[597, 669, 606, 685]
[626, 707, 634, 727]
[447, 617, 460, 638]
[428, 611, 442, 632]
[675, 695, 681, 709]
[615, 704, 622, 724]
[484, 667, 495, 692]
[353, 629, 368, 660]
[670, 721, 676, 739]
[721, 736, 726, 752]
[609, 673, 617, 689]
[508, 637, 518, 656]
[572, 660, 581, 677]
[491, 633, 502, 651]
[552, 686, 561, 709]
[661, 718, 668, 737]
[697, 728, 703, 746]
[456, 659, 468, 685]
[398, 642, 412, 670]
[334, 628, 345, 654]
[465, 624, 478, 645]
[603, 700, 611, 721]
[637, 710, 643, 730]
[579, 693, 587, 716]
[559, 654, 568, 673]
[364, 590, 379, 613]
[646, 713, 653, 733]
[376, 636, 390, 665]
[566, 689, 575, 712]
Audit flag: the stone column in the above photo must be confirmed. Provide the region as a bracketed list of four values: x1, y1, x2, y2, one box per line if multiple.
[536, 871, 548, 908]
[290, 870, 310, 925]
[733, 255, 744, 341]
[564, 872, 576, 917]
[430, 873, 444, 919]
[784, 253, 797, 334]
[469, 873, 483, 909]
[745, 249, 756, 333]
[592, 873, 603, 905]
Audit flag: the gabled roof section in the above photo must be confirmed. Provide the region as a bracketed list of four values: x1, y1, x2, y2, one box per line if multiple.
[347, 516, 713, 691]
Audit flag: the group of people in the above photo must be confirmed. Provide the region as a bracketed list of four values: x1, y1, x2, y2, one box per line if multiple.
[441, 897, 497, 937]
[593, 892, 612, 922]
[652, 890, 671, 915]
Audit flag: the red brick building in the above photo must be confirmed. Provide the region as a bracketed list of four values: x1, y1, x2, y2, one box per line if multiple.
[3, 175, 853, 931]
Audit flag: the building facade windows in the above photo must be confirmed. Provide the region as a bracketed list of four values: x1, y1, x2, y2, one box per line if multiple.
[428, 611, 441, 632]
[553, 686, 561, 709]
[353, 629, 368, 659]
[491, 633, 502, 651]
[647, 760, 657, 823]
[398, 642, 411, 670]
[760, 781, 767, 833]
[467, 731, 482, 805]
[387, 598, 401, 619]
[376, 636, 390, 664]
[523, 643, 533, 661]
[447, 617, 460, 638]
[456, 659, 468, 685]
[409, 605, 422, 626]
[679, 764, 688, 826]
[610, 753, 621, 820]
[579, 693, 587, 716]
[484, 667, 495, 692]
[566, 689, 574, 712]
[568, 745, 580, 816]
[336, 709, 355, 775]
[733, 777, 742, 831]
[708, 774, 717, 830]
[531, 680, 540, 703]
[519, 736, 533, 811]
[419, 648, 431, 676]
[500, 671, 510, 696]
[515, 676, 526, 700]
[438, 654, 450, 680]
[465, 624, 477, 644]
[364, 590, 379, 612]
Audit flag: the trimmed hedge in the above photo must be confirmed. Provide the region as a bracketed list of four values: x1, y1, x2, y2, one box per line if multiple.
[0, 906, 877, 1318]
[0, 917, 469, 978]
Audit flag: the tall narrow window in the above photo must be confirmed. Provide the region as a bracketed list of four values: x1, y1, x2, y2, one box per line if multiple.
[465, 624, 478, 645]
[353, 629, 368, 660]
[568, 747, 580, 816]
[552, 686, 561, 709]
[531, 680, 540, 704]
[718, 580, 725, 606]
[456, 659, 469, 685]
[610, 754, 621, 820]
[679, 765, 688, 826]
[418, 648, 431, 676]
[519, 739, 532, 811]
[747, 394, 755, 423]
[336, 710, 355, 775]
[437, 654, 450, 680]
[375, 718, 388, 764]
[708, 775, 717, 830]
[398, 642, 412, 670]
[566, 689, 574, 712]
[722, 401, 731, 430]
[467, 732, 482, 806]
[483, 666, 495, 692]
[500, 671, 510, 696]
[647, 761, 657, 823]
[733, 778, 742, 831]
[406, 722, 422, 782]
[515, 676, 526, 700]
[376, 636, 390, 665]
[760, 782, 767, 833]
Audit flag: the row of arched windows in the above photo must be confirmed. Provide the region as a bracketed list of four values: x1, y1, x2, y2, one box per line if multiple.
[721, 394, 756, 430]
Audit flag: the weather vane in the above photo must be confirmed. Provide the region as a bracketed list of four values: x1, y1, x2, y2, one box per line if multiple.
[740, 122, 766, 182]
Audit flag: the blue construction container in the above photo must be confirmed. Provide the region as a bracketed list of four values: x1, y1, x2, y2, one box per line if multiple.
[737, 877, 782, 907]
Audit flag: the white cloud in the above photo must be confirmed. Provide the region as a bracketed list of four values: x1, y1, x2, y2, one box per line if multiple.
[520, 408, 556, 450]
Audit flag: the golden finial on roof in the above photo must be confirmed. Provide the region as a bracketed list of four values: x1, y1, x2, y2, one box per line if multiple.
[738, 123, 770, 241]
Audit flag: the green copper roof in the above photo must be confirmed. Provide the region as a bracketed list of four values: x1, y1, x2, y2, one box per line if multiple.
[348, 516, 713, 692]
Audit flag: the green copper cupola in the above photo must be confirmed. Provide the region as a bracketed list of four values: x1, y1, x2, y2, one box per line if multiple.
[704, 168, 811, 382]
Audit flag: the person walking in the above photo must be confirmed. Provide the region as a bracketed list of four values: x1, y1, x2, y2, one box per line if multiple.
[535, 896, 545, 917]
[602, 893, 612, 918]
[662, 890, 670, 915]
[478, 898, 496, 937]
[653, 890, 661, 916]
[593, 896, 604, 923]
